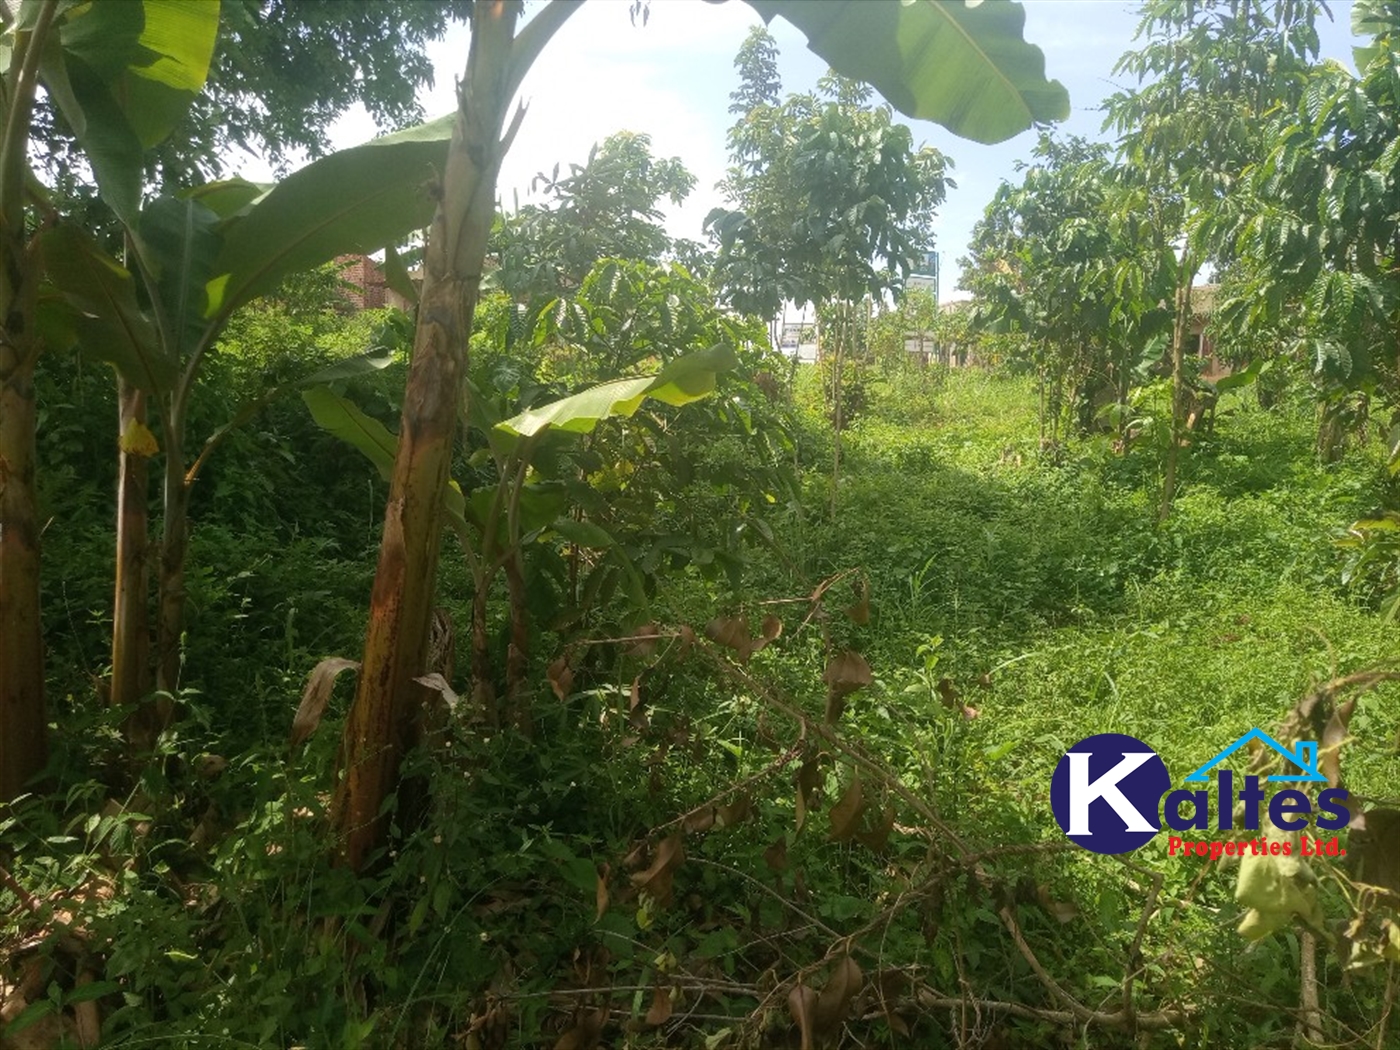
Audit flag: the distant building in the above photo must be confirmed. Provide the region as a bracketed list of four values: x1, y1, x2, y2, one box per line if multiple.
[334, 254, 417, 313]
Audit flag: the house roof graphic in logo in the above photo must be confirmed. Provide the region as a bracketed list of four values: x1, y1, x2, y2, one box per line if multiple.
[1182, 729, 1326, 784]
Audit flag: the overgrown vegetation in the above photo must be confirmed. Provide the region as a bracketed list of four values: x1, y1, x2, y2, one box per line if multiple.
[7, 341, 1400, 1047]
[3, 2, 1400, 1049]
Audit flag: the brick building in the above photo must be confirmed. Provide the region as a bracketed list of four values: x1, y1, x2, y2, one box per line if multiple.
[335, 254, 419, 313]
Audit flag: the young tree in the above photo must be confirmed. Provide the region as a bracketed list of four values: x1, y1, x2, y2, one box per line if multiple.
[962, 135, 1167, 445]
[1104, 0, 1322, 517]
[1220, 1, 1400, 459]
[335, 0, 1069, 872]
[708, 33, 950, 513]
[493, 131, 696, 300]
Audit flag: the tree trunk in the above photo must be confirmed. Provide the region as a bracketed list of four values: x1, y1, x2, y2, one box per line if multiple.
[0, 2, 58, 803]
[830, 302, 846, 520]
[111, 379, 155, 744]
[0, 324, 45, 802]
[332, 0, 521, 873]
[1159, 274, 1193, 521]
[156, 417, 189, 699]
[470, 566, 497, 728]
[502, 553, 531, 737]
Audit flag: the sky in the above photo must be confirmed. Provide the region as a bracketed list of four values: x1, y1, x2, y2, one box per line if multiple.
[251, 0, 1365, 304]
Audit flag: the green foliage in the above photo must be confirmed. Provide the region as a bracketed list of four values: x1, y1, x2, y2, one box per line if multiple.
[14, 4, 1400, 1047]
[962, 134, 1169, 439]
[1218, 0, 1400, 438]
[709, 36, 951, 316]
[748, 0, 1069, 144]
[493, 132, 697, 300]
[15, 324, 1400, 1047]
[33, 0, 221, 228]
[33, 0, 466, 197]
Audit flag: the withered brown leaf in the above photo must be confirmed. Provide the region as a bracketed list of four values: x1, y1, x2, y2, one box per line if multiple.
[788, 983, 818, 1050]
[844, 578, 871, 625]
[823, 651, 872, 723]
[290, 656, 359, 748]
[547, 656, 574, 702]
[828, 773, 865, 843]
[815, 955, 864, 1033]
[1321, 697, 1355, 788]
[856, 804, 896, 854]
[764, 836, 789, 872]
[645, 985, 673, 1027]
[630, 834, 685, 906]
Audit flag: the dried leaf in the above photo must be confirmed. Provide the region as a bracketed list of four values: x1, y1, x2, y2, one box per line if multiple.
[935, 677, 960, 710]
[1321, 697, 1355, 788]
[630, 834, 685, 906]
[706, 615, 753, 661]
[748, 612, 782, 656]
[823, 651, 872, 723]
[682, 806, 716, 834]
[856, 804, 896, 854]
[629, 677, 648, 731]
[1035, 884, 1080, 924]
[828, 773, 865, 842]
[844, 578, 870, 624]
[716, 793, 752, 828]
[788, 983, 818, 1050]
[677, 624, 696, 658]
[595, 863, 611, 921]
[876, 969, 910, 1037]
[816, 955, 864, 1033]
[1351, 808, 1400, 894]
[415, 672, 460, 711]
[553, 1006, 607, 1050]
[547, 656, 574, 702]
[193, 753, 227, 779]
[72, 970, 100, 1049]
[290, 657, 358, 748]
[645, 985, 673, 1027]
[466, 1003, 511, 1050]
[764, 836, 789, 872]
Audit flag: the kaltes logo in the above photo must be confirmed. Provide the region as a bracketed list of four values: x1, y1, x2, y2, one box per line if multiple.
[1050, 731, 1350, 856]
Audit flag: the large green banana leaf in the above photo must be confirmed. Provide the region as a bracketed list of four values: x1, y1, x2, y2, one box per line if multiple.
[748, 0, 1068, 144]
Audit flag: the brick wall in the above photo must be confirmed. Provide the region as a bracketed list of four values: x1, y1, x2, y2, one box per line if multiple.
[335, 254, 389, 310]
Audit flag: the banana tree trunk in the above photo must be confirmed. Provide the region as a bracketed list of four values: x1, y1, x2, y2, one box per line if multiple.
[332, 0, 522, 872]
[156, 414, 189, 700]
[111, 379, 154, 741]
[471, 567, 498, 728]
[0, 1, 58, 802]
[502, 553, 531, 737]
[0, 331, 45, 801]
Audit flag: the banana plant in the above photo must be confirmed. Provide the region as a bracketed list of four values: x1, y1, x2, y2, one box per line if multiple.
[38, 116, 452, 740]
[306, 342, 737, 734]
[0, 0, 219, 800]
[335, 0, 1067, 871]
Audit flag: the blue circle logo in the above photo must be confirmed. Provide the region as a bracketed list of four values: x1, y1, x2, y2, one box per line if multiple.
[1050, 733, 1170, 854]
